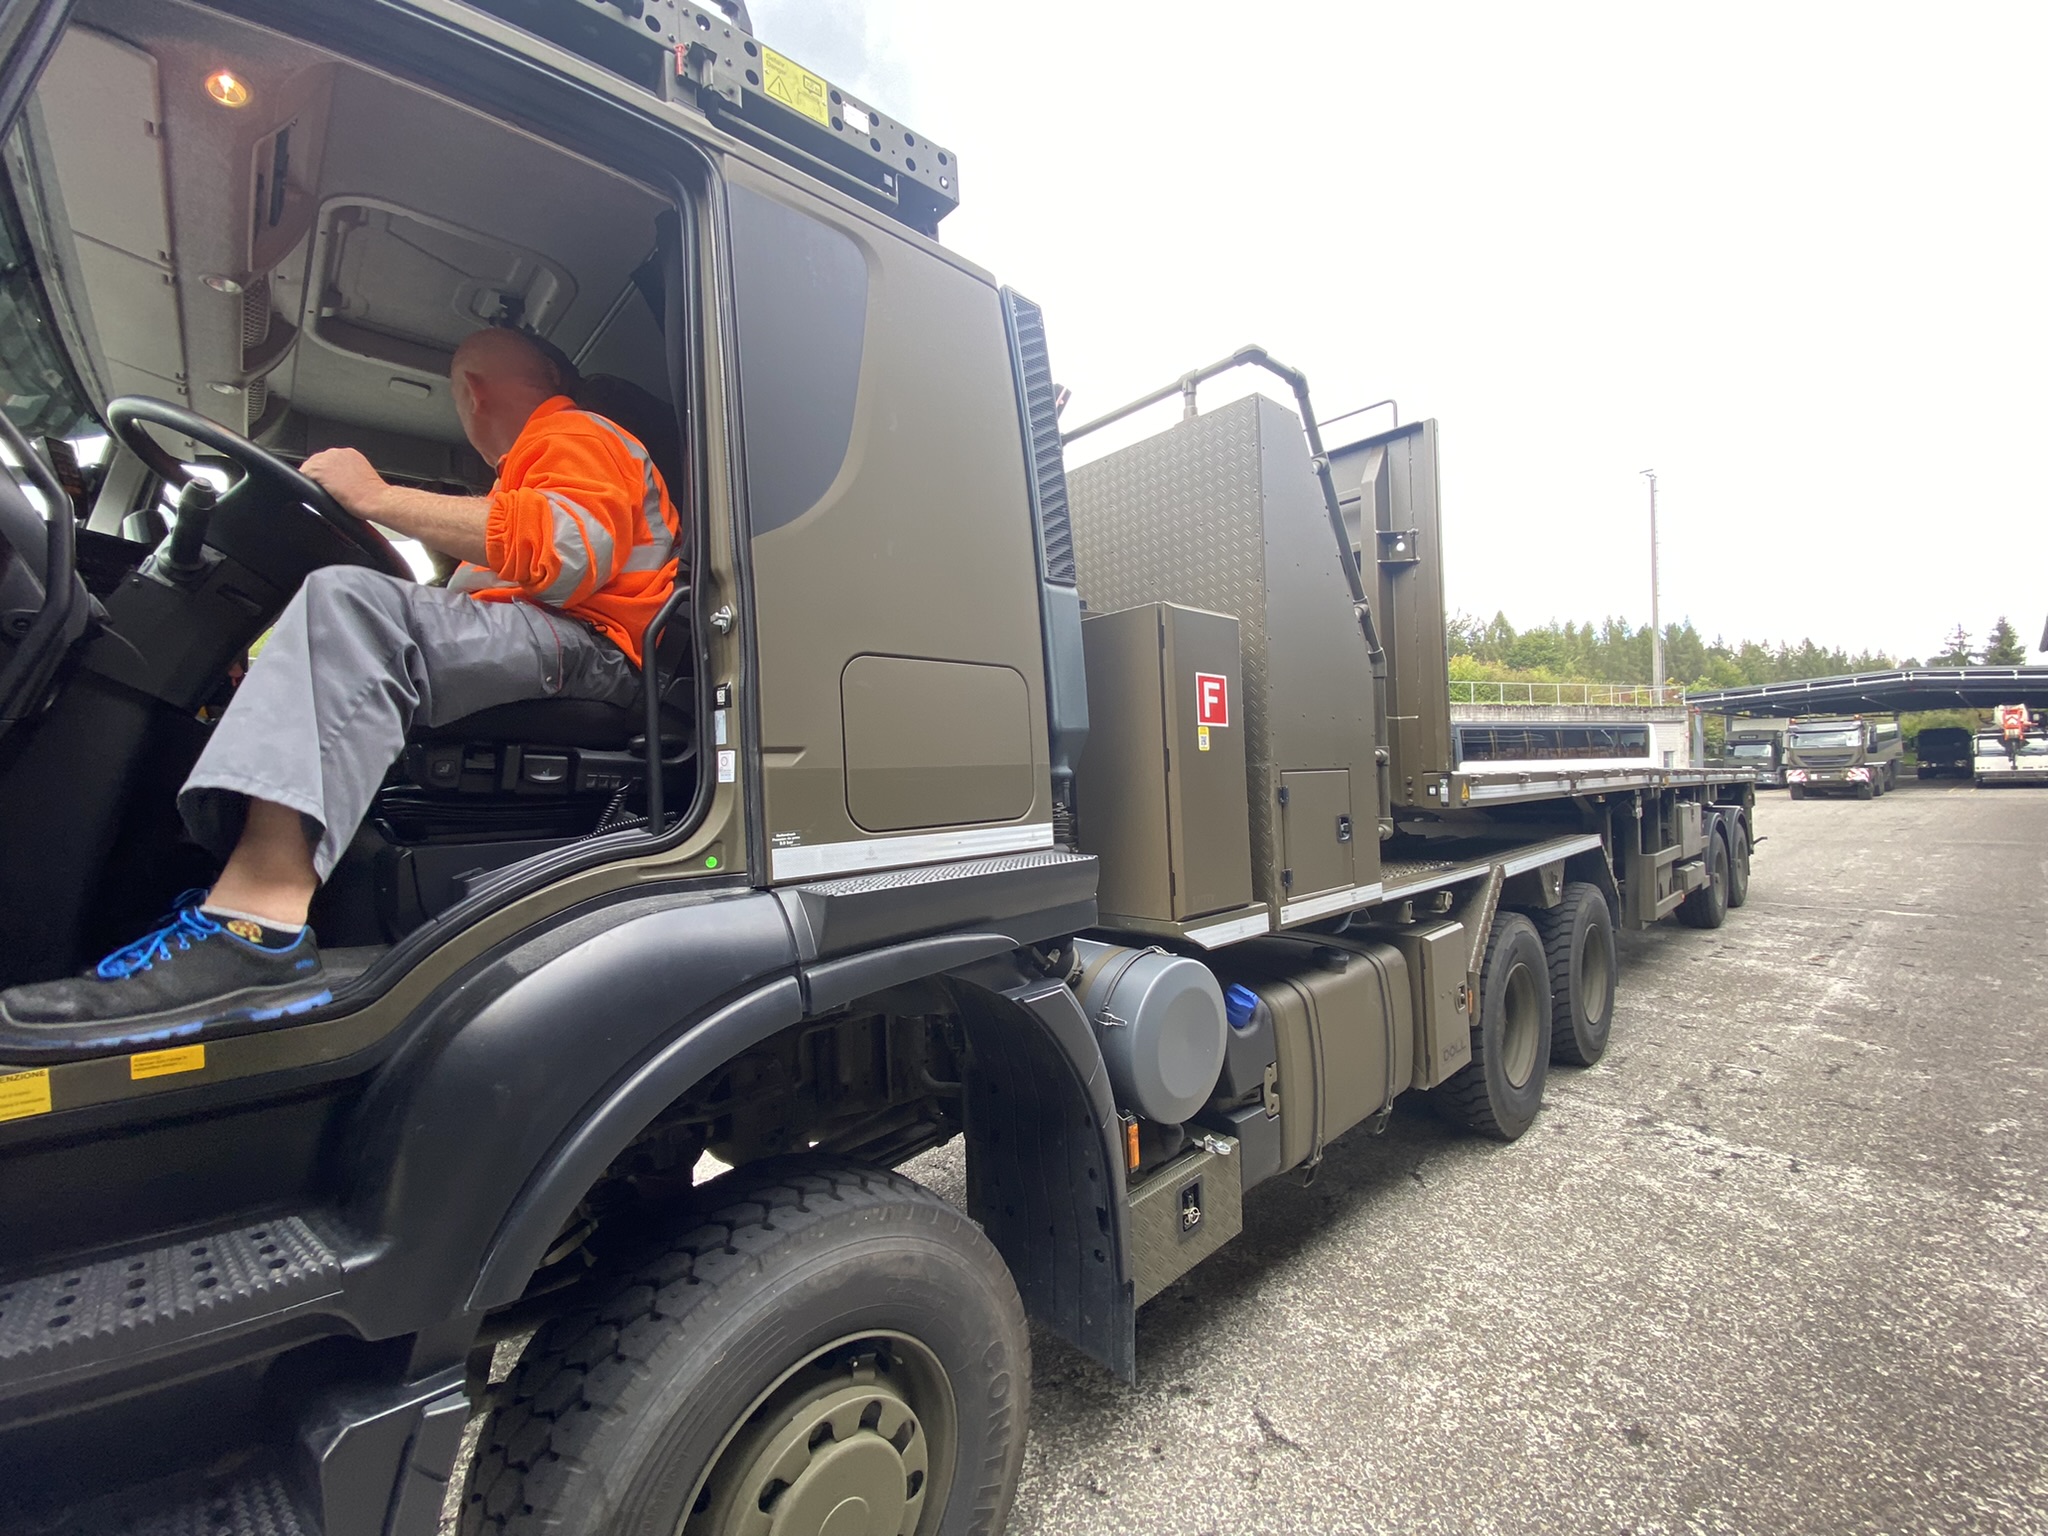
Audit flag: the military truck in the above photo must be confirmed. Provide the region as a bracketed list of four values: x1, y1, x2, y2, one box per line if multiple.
[1722, 722, 1788, 788]
[1785, 715, 1903, 799]
[1913, 725, 1973, 780]
[0, 3, 1758, 1531]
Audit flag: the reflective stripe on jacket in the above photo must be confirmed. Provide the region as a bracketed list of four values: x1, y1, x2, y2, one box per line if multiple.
[447, 395, 680, 668]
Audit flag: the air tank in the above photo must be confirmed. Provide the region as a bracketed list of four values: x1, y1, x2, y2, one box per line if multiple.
[1071, 939, 1227, 1124]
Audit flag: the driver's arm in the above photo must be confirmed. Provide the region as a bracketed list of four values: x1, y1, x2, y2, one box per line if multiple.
[301, 447, 490, 566]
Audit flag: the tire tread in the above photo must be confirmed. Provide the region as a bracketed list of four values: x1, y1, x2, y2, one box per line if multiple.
[460, 1160, 1016, 1536]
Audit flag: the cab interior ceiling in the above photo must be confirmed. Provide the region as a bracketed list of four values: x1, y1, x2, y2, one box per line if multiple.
[21, 0, 673, 490]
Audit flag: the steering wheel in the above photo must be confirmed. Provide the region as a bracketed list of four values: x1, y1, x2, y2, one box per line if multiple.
[106, 396, 413, 583]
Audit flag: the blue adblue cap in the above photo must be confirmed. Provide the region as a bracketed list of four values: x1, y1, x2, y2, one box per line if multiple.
[1224, 983, 1259, 1030]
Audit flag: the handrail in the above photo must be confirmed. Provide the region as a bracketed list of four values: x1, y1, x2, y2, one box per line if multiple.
[1451, 680, 1688, 709]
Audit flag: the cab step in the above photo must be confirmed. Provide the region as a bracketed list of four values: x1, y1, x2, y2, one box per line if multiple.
[0, 1218, 343, 1399]
[27, 1454, 313, 1536]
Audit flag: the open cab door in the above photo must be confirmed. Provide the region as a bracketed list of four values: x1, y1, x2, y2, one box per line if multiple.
[0, 0, 92, 744]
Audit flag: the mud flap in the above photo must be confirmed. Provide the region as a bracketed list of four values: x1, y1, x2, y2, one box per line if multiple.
[951, 960, 1136, 1382]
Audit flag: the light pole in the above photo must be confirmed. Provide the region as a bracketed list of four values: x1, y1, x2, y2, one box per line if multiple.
[1640, 469, 1663, 698]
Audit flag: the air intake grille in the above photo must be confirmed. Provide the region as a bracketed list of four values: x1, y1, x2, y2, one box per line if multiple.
[1001, 289, 1076, 587]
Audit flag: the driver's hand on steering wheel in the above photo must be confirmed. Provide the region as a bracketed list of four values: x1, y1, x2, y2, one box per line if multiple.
[301, 447, 392, 521]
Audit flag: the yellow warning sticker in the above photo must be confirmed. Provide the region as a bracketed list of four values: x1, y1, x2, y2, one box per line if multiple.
[760, 47, 831, 128]
[1197, 725, 1212, 752]
[131, 1044, 206, 1081]
[0, 1067, 52, 1122]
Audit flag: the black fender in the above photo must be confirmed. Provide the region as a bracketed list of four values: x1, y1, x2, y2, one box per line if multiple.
[948, 954, 1135, 1383]
[467, 929, 1047, 1312]
[338, 888, 797, 1337]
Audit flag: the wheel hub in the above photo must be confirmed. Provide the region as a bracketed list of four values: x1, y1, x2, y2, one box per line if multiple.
[701, 1379, 929, 1536]
[1500, 962, 1542, 1089]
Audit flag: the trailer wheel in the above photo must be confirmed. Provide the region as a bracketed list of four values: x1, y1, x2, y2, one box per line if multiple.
[1727, 823, 1751, 909]
[1677, 833, 1730, 930]
[1430, 914, 1549, 1140]
[1531, 883, 1616, 1067]
[461, 1157, 1029, 1536]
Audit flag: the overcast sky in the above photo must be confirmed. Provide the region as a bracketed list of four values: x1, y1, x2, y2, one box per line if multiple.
[750, 0, 2047, 664]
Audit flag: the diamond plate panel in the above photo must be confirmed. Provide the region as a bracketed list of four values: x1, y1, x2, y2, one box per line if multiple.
[1069, 396, 1377, 907]
[1071, 401, 1280, 893]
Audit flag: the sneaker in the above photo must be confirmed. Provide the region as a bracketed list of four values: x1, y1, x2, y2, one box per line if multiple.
[0, 903, 328, 1033]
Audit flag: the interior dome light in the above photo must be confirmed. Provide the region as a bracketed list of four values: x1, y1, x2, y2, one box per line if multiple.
[204, 69, 250, 108]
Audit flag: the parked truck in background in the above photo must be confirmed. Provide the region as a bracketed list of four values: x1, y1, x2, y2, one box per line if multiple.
[1786, 716, 1903, 799]
[1724, 722, 1789, 788]
[0, 3, 1760, 1531]
[1914, 726, 1974, 780]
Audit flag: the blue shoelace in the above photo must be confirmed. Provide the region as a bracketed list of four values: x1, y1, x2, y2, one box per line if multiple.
[96, 905, 224, 980]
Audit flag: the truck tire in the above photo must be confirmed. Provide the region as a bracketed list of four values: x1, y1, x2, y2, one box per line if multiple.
[1429, 913, 1549, 1140]
[1787, 785, 1804, 801]
[1727, 822, 1751, 909]
[1530, 883, 1615, 1068]
[461, 1157, 1030, 1536]
[1856, 779, 1875, 800]
[1677, 833, 1730, 930]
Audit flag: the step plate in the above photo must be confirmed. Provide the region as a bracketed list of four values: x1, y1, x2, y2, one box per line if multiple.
[33, 1459, 313, 1536]
[0, 1218, 342, 1394]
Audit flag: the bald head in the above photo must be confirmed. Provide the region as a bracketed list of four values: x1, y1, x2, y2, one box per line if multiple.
[450, 328, 571, 462]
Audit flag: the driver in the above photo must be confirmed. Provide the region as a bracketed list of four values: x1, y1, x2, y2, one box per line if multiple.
[2, 327, 681, 1028]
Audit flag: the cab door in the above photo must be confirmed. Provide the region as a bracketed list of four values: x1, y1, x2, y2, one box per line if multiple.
[0, 0, 93, 743]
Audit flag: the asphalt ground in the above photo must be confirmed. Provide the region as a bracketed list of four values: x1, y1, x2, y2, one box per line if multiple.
[911, 775, 2048, 1535]
[449, 777, 2047, 1534]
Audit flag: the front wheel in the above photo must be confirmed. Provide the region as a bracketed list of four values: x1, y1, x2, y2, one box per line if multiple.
[462, 1158, 1030, 1536]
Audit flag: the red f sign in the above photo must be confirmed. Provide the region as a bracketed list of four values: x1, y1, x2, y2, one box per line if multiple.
[1195, 673, 1229, 728]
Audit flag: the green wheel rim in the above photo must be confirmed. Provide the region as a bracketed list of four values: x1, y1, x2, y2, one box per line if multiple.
[684, 1331, 956, 1536]
[1499, 959, 1543, 1089]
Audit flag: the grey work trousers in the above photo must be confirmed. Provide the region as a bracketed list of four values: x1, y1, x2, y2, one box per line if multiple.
[180, 565, 641, 880]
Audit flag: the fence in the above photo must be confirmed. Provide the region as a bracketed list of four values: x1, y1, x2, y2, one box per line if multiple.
[1449, 680, 1687, 709]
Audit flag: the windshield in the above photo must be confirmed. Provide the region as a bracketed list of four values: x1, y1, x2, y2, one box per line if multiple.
[1790, 726, 1862, 749]
[1727, 742, 1774, 758]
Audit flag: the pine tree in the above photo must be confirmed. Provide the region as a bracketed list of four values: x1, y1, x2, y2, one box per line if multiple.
[1931, 626, 1975, 666]
[1983, 617, 2026, 666]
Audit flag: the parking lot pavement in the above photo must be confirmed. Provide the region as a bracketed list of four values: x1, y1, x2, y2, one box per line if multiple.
[907, 776, 2048, 1535]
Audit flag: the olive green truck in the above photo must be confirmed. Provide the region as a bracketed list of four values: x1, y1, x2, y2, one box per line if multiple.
[0, 2, 1758, 1531]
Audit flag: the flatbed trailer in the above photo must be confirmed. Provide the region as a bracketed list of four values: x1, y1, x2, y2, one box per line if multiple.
[0, 4, 1755, 1532]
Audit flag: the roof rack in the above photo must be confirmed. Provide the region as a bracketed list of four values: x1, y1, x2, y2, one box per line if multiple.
[459, 0, 960, 236]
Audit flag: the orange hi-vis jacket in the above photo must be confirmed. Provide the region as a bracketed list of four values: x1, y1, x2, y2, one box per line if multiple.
[448, 395, 680, 668]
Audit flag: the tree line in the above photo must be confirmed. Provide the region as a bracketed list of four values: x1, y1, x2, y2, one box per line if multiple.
[1446, 613, 2033, 690]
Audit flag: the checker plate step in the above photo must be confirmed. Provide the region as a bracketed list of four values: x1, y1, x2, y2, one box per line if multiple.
[0, 1218, 341, 1394]
[27, 1457, 313, 1536]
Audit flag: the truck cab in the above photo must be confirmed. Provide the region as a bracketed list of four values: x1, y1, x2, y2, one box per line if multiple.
[1722, 731, 1786, 788]
[1785, 716, 1901, 799]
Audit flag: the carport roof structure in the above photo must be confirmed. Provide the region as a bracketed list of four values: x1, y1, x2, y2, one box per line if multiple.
[1687, 667, 2048, 717]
